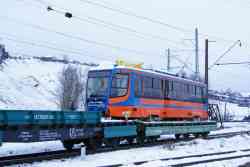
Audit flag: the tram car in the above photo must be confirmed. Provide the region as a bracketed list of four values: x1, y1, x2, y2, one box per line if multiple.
[86, 64, 208, 121]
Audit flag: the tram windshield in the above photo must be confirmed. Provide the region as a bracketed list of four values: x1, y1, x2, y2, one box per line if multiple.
[87, 77, 109, 98]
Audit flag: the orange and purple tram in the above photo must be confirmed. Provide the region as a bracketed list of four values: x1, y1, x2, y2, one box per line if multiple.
[86, 67, 208, 121]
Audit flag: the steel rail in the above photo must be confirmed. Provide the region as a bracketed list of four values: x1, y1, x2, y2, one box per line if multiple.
[99, 148, 250, 167]
[87, 130, 250, 155]
[0, 149, 81, 166]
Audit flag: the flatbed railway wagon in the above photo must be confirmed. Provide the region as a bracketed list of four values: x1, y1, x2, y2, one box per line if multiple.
[0, 109, 217, 152]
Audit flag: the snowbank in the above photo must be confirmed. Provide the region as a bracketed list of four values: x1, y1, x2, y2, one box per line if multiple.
[0, 59, 89, 110]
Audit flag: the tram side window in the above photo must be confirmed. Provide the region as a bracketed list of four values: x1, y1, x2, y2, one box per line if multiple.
[180, 83, 185, 98]
[196, 86, 202, 98]
[135, 76, 143, 97]
[143, 77, 153, 98]
[175, 82, 181, 98]
[168, 80, 174, 98]
[191, 85, 196, 97]
[152, 78, 163, 99]
[203, 87, 207, 98]
[173, 82, 179, 98]
[184, 84, 189, 99]
[178, 82, 183, 98]
[181, 83, 186, 98]
[165, 80, 169, 98]
[111, 74, 129, 97]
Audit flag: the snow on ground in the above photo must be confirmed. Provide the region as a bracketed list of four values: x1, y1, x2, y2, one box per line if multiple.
[210, 99, 250, 121]
[0, 58, 89, 110]
[211, 122, 250, 135]
[0, 141, 63, 157]
[0, 122, 248, 167]
[10, 132, 250, 167]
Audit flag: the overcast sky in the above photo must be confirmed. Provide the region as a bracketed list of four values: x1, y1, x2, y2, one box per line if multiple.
[1, 0, 250, 92]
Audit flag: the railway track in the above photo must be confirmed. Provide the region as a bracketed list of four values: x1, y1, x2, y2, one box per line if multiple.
[1, 130, 249, 166]
[87, 130, 250, 155]
[0, 149, 81, 166]
[99, 148, 250, 167]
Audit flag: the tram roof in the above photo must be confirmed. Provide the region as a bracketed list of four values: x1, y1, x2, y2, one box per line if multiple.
[90, 65, 206, 86]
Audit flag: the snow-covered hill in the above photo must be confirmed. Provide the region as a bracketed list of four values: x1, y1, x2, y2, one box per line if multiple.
[0, 58, 89, 110]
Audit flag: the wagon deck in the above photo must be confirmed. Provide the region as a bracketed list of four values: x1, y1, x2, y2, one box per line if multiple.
[0, 110, 217, 148]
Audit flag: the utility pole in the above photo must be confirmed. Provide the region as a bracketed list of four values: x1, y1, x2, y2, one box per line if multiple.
[166, 48, 170, 71]
[205, 39, 209, 93]
[195, 28, 199, 80]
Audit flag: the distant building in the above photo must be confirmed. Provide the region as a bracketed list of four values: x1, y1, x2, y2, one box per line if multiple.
[0, 44, 9, 64]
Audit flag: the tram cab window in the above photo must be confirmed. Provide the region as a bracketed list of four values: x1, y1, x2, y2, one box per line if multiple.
[111, 74, 129, 97]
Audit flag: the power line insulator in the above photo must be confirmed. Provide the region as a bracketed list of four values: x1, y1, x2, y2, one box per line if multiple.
[65, 12, 73, 18]
[47, 6, 54, 11]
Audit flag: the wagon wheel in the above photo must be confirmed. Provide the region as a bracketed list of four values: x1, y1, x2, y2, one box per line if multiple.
[137, 136, 145, 145]
[62, 140, 74, 150]
[147, 136, 158, 143]
[183, 134, 190, 139]
[106, 138, 120, 148]
[194, 133, 200, 138]
[126, 137, 134, 145]
[84, 137, 102, 152]
[175, 134, 181, 140]
[201, 132, 209, 138]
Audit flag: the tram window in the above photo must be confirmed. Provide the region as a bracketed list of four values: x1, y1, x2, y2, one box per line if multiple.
[165, 80, 169, 98]
[111, 74, 129, 97]
[180, 83, 185, 98]
[135, 76, 143, 97]
[196, 86, 202, 98]
[153, 78, 162, 89]
[143, 77, 153, 88]
[184, 84, 189, 98]
[201, 87, 204, 98]
[192, 85, 196, 96]
[186, 84, 190, 96]
[168, 81, 173, 92]
[168, 80, 173, 98]
[152, 78, 163, 99]
[176, 82, 181, 98]
[203, 87, 207, 98]
[143, 77, 153, 97]
[173, 82, 180, 98]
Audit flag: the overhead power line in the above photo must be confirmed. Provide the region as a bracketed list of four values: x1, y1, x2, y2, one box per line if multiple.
[29, 0, 190, 48]
[209, 40, 242, 69]
[78, 0, 191, 33]
[77, 0, 236, 43]
[0, 15, 157, 57]
[216, 61, 250, 66]
[0, 33, 112, 61]
[46, 6, 184, 47]
[172, 55, 195, 73]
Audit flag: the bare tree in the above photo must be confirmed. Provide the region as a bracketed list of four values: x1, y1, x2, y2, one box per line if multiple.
[57, 65, 88, 111]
